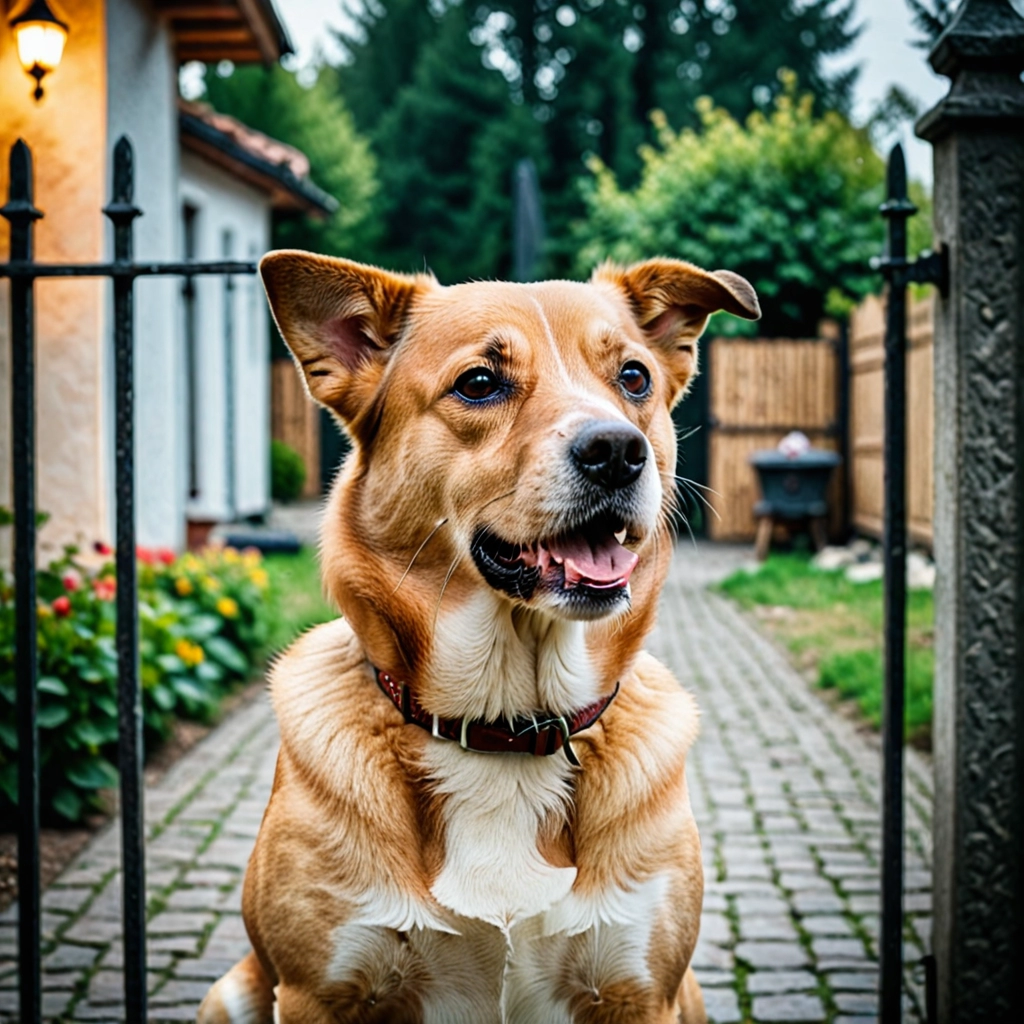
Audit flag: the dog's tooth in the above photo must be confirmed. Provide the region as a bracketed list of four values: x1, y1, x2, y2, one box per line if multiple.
[614, 528, 627, 544]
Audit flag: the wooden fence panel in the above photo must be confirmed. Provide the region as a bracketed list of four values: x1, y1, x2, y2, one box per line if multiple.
[849, 294, 934, 547]
[706, 337, 841, 541]
[271, 358, 320, 498]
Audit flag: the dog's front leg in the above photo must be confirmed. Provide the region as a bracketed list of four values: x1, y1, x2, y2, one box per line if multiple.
[675, 966, 707, 1024]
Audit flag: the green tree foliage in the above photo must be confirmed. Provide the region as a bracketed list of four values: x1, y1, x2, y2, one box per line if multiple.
[476, 0, 861, 170]
[335, 0, 863, 280]
[572, 83, 888, 337]
[201, 63, 379, 257]
[905, 0, 959, 47]
[340, 1, 545, 281]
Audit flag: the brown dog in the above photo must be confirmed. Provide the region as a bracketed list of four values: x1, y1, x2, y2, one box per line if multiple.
[197, 252, 758, 1024]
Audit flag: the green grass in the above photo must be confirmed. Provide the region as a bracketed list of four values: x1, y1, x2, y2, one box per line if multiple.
[718, 553, 933, 745]
[262, 547, 337, 654]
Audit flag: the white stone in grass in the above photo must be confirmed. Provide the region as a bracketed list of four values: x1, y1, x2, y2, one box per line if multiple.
[845, 562, 884, 584]
[812, 546, 857, 571]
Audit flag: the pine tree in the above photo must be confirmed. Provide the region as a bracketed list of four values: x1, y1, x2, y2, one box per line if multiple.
[905, 0, 959, 47]
[332, 0, 865, 280]
[345, 1, 545, 281]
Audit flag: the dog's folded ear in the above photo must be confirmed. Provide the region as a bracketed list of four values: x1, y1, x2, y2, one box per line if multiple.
[260, 251, 434, 428]
[593, 258, 760, 404]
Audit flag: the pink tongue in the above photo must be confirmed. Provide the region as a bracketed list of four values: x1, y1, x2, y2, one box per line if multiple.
[547, 534, 639, 590]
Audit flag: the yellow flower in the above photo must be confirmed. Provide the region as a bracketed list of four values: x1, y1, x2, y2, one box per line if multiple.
[175, 639, 204, 666]
[202, 574, 221, 592]
[242, 550, 261, 568]
[222, 547, 240, 564]
[216, 597, 239, 619]
[37, 602, 52, 618]
[249, 568, 269, 590]
[174, 577, 193, 597]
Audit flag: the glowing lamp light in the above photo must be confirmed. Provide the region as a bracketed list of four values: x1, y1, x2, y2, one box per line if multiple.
[10, 0, 69, 101]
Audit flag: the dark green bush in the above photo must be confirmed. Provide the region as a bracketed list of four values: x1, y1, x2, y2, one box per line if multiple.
[0, 543, 271, 823]
[271, 439, 307, 504]
[572, 78, 932, 337]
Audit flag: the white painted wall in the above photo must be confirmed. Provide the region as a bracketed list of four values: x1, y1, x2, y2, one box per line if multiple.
[106, 0, 183, 549]
[179, 151, 271, 523]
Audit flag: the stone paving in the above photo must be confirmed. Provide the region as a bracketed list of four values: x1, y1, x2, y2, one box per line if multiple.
[0, 542, 933, 1022]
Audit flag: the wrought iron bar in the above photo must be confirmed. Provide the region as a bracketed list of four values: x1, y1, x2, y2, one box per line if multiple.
[874, 143, 948, 1024]
[103, 135, 146, 1024]
[1, 138, 43, 1024]
[878, 143, 913, 1024]
[0, 259, 257, 279]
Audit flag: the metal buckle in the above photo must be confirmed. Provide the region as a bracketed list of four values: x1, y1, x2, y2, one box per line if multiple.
[432, 713, 441, 739]
[460, 717, 470, 750]
[558, 716, 581, 767]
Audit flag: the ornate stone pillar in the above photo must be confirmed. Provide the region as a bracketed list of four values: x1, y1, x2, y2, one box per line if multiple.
[915, 1, 1024, 1020]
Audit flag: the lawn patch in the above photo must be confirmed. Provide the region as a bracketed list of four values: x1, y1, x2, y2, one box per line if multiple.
[263, 547, 336, 654]
[718, 553, 933, 746]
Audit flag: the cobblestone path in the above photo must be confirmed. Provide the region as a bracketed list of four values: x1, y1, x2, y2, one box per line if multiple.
[0, 543, 932, 1022]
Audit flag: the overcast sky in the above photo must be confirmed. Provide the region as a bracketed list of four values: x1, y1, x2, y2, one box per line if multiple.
[274, 0, 958, 184]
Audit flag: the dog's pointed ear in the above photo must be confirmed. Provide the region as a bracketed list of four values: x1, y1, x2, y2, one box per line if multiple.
[593, 258, 760, 404]
[260, 250, 434, 426]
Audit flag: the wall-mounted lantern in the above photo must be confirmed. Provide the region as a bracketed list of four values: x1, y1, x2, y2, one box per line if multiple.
[9, 0, 68, 101]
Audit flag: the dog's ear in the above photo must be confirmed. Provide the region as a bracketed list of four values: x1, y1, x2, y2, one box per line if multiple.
[260, 250, 434, 427]
[593, 258, 760, 404]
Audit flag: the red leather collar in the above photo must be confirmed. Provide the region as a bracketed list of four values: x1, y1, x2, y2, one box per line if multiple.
[374, 667, 618, 766]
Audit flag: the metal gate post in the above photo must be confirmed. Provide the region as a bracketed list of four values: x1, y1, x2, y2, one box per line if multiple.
[879, 144, 911, 1024]
[103, 136, 147, 1024]
[915, 0, 1024, 1019]
[1, 138, 43, 1024]
[875, 144, 947, 1024]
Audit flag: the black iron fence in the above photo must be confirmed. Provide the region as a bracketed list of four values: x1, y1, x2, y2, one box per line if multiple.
[0, 136, 257, 1024]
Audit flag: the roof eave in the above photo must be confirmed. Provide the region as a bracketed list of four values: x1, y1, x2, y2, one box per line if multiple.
[180, 113, 337, 218]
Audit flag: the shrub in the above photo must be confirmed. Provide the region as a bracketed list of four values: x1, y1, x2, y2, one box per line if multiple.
[572, 77, 932, 337]
[271, 439, 307, 504]
[0, 543, 270, 823]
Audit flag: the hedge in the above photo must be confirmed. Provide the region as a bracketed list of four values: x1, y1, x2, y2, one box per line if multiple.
[0, 542, 270, 823]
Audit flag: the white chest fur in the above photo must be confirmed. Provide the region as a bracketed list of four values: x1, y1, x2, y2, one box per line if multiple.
[424, 743, 577, 928]
[429, 595, 601, 720]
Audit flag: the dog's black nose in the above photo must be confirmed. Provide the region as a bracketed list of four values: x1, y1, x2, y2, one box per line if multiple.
[571, 420, 647, 490]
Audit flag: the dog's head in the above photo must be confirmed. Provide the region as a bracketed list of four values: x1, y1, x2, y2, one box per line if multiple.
[261, 252, 758, 711]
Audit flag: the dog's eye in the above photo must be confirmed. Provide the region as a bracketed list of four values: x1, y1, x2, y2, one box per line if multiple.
[619, 361, 652, 398]
[454, 367, 502, 402]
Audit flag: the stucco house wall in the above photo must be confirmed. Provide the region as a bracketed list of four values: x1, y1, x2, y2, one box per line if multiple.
[0, 0, 109, 558]
[106, 0, 184, 550]
[179, 151, 271, 524]
[2, 0, 305, 555]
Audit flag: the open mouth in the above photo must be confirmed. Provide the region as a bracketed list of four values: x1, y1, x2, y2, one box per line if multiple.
[470, 512, 640, 608]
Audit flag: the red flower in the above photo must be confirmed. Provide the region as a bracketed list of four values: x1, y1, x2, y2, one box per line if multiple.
[62, 571, 81, 592]
[52, 596, 72, 617]
[93, 577, 116, 601]
[136, 546, 156, 565]
[156, 548, 176, 566]
[94, 541, 113, 556]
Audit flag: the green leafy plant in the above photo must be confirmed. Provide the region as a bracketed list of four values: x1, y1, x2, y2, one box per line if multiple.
[270, 439, 307, 504]
[0, 541, 272, 823]
[572, 78, 930, 337]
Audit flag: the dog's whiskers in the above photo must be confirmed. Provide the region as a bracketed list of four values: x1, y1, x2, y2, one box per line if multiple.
[675, 476, 721, 522]
[474, 489, 516, 516]
[673, 475, 721, 498]
[432, 554, 463, 636]
[392, 517, 450, 596]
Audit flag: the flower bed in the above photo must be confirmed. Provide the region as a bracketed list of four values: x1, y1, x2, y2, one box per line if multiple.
[0, 543, 270, 823]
